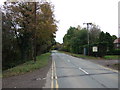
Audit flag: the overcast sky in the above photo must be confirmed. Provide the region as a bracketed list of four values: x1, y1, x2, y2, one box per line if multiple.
[50, 0, 120, 43]
[1, 0, 120, 43]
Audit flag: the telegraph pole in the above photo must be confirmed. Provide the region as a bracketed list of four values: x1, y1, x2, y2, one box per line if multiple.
[83, 23, 92, 56]
[33, 2, 37, 62]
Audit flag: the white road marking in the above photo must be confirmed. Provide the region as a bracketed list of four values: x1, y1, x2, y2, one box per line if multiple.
[47, 73, 49, 77]
[36, 78, 41, 80]
[79, 67, 89, 74]
[68, 60, 70, 62]
[55, 76, 57, 79]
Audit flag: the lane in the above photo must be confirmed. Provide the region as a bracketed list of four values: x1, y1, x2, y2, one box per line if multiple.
[51, 51, 118, 88]
[63, 52, 118, 88]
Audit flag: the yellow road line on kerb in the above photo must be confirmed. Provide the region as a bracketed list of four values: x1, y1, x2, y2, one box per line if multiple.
[51, 61, 59, 90]
[51, 60, 59, 89]
[54, 61, 59, 88]
[51, 60, 54, 89]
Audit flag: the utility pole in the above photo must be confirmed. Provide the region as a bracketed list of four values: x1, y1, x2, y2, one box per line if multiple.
[33, 2, 37, 62]
[83, 23, 92, 56]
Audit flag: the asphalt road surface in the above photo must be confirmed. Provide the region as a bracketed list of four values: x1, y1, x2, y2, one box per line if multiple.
[50, 50, 118, 88]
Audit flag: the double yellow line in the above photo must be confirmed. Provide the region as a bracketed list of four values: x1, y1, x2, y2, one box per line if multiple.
[51, 60, 59, 89]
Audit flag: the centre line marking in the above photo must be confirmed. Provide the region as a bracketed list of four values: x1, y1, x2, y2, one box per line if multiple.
[79, 67, 89, 74]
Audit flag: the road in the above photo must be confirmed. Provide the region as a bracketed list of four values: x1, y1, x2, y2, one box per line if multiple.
[50, 50, 118, 88]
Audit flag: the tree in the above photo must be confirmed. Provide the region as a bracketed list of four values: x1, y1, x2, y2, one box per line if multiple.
[89, 24, 101, 44]
[70, 29, 87, 53]
[2, 1, 57, 70]
[112, 35, 117, 41]
[63, 26, 87, 54]
[63, 27, 78, 52]
[98, 31, 115, 51]
[36, 2, 57, 55]
[2, 12, 21, 69]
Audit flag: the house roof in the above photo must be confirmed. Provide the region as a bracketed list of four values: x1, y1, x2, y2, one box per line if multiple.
[114, 38, 120, 43]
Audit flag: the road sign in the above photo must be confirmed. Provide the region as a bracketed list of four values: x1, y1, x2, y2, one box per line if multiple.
[92, 46, 98, 52]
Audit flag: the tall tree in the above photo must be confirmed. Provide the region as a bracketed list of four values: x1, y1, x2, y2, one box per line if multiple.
[89, 24, 101, 44]
[98, 31, 116, 51]
[2, 1, 57, 69]
[63, 26, 87, 53]
[63, 27, 78, 52]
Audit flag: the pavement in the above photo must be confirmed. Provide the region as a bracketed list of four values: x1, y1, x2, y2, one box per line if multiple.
[49, 50, 119, 88]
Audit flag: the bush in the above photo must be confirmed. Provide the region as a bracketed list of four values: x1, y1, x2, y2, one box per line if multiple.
[83, 42, 108, 57]
[107, 49, 120, 55]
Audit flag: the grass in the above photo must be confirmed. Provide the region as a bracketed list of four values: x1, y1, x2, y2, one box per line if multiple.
[3, 52, 51, 78]
[60, 51, 120, 60]
[59, 51, 101, 60]
[0, 73, 2, 78]
[103, 55, 120, 60]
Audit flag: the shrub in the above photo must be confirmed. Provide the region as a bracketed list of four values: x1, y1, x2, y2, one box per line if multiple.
[107, 49, 120, 55]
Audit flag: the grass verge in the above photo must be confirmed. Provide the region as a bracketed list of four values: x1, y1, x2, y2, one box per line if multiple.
[0, 74, 2, 78]
[59, 51, 102, 60]
[3, 52, 51, 78]
[103, 55, 120, 60]
[60, 51, 120, 60]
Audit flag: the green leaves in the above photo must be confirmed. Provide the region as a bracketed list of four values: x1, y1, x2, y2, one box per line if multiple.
[2, 1, 57, 70]
[63, 26, 88, 53]
[63, 24, 117, 56]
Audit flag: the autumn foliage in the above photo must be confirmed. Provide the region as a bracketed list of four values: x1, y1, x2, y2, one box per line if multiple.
[2, 1, 57, 70]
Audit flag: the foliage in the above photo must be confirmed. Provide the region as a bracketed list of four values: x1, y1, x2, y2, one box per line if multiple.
[63, 24, 100, 54]
[59, 51, 101, 60]
[63, 27, 78, 52]
[89, 24, 101, 43]
[2, 1, 57, 70]
[62, 24, 117, 57]
[3, 53, 51, 78]
[98, 32, 115, 50]
[107, 49, 120, 55]
[70, 29, 87, 53]
[51, 42, 62, 50]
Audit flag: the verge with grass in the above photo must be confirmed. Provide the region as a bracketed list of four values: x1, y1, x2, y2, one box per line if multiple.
[103, 55, 120, 60]
[60, 51, 120, 60]
[3, 52, 51, 78]
[0, 73, 2, 78]
[59, 51, 102, 60]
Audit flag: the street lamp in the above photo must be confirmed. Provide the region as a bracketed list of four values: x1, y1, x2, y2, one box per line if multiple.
[83, 23, 92, 56]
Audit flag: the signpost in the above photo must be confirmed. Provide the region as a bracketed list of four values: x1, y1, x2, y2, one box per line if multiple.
[92, 46, 98, 57]
[92, 46, 98, 52]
